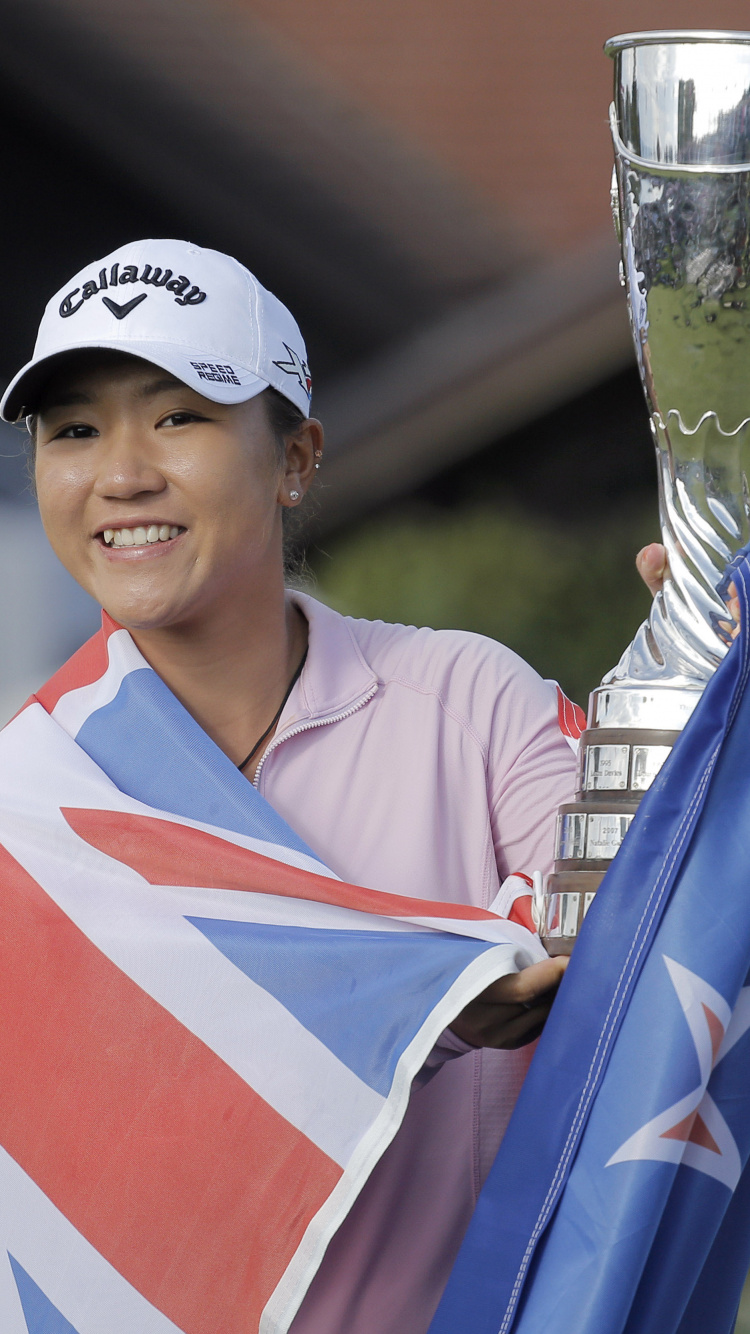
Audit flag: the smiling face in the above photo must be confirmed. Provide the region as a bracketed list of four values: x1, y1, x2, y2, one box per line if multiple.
[33, 351, 315, 636]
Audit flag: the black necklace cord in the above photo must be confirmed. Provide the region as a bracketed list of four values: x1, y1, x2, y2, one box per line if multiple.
[237, 646, 309, 773]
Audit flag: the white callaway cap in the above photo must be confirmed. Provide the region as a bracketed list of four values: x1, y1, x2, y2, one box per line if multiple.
[0, 238, 312, 422]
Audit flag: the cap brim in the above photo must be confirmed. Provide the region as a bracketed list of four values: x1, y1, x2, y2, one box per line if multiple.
[1, 339, 269, 422]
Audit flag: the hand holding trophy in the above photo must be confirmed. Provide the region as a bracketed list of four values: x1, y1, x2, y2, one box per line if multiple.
[541, 31, 750, 953]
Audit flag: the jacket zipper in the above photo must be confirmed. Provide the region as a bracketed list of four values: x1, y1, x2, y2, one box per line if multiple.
[252, 685, 378, 788]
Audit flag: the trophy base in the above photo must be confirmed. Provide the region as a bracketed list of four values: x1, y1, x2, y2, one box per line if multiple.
[541, 868, 606, 954]
[576, 726, 680, 795]
[539, 707, 686, 954]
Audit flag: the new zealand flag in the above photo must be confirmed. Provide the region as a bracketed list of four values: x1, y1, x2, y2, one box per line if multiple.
[431, 554, 750, 1334]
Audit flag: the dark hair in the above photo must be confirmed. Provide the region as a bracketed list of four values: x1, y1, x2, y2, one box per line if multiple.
[262, 386, 315, 584]
[263, 385, 306, 461]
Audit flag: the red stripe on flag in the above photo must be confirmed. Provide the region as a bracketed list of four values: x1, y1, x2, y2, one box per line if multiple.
[29, 614, 122, 717]
[63, 807, 500, 922]
[31, 630, 107, 716]
[556, 684, 586, 740]
[0, 841, 340, 1332]
[508, 872, 534, 889]
[508, 895, 536, 935]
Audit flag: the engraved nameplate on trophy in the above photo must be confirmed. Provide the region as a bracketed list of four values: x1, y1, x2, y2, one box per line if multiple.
[540, 29, 750, 954]
[583, 745, 629, 791]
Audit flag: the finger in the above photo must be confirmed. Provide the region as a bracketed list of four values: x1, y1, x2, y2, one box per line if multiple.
[719, 585, 741, 641]
[636, 543, 668, 597]
[718, 623, 741, 645]
[480, 956, 567, 1008]
[480, 1000, 555, 1050]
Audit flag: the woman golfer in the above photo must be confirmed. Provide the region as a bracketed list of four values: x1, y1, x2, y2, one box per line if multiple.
[1, 239, 584, 1332]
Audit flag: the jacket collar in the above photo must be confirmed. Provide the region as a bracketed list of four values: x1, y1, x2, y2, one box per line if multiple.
[280, 590, 378, 727]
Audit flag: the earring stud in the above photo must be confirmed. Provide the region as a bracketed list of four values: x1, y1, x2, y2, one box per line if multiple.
[289, 490, 300, 501]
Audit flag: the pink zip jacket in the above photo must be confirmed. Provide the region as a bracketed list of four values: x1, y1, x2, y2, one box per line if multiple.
[259, 592, 580, 1333]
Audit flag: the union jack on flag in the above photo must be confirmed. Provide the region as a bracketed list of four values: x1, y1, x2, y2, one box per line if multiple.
[0, 614, 543, 1334]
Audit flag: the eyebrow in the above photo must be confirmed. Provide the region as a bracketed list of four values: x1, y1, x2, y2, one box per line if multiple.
[38, 389, 93, 412]
[38, 376, 188, 414]
[135, 376, 187, 399]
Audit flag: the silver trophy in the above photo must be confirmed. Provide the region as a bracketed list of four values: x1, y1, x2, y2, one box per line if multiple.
[542, 30, 750, 953]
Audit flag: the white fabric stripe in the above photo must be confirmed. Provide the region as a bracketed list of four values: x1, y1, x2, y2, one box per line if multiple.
[50, 628, 145, 737]
[0, 1148, 182, 1333]
[0, 1250, 31, 1334]
[151, 882, 431, 936]
[405, 914, 539, 947]
[10, 700, 338, 882]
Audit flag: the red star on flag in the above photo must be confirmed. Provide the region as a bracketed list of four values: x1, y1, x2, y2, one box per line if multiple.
[606, 957, 750, 1190]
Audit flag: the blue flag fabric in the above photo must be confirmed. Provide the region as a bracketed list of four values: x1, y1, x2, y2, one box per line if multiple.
[430, 553, 750, 1334]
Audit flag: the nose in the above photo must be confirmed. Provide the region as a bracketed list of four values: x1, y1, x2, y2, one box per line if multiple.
[92, 427, 167, 501]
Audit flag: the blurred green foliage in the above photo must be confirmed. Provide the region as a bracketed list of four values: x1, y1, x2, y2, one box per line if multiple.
[308, 501, 658, 709]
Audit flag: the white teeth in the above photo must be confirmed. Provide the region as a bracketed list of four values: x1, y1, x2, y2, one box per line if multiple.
[104, 524, 182, 546]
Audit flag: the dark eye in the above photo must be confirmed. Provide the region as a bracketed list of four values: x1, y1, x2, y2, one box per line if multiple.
[160, 410, 206, 427]
[55, 423, 98, 439]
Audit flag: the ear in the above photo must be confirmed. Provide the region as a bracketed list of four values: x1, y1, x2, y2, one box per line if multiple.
[278, 418, 324, 508]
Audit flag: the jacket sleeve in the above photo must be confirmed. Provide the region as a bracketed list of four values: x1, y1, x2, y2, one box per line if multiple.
[412, 1026, 476, 1089]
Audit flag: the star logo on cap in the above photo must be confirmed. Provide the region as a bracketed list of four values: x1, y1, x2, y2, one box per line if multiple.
[607, 956, 750, 1190]
[273, 344, 312, 397]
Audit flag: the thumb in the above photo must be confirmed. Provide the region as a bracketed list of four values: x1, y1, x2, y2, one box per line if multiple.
[636, 543, 668, 597]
